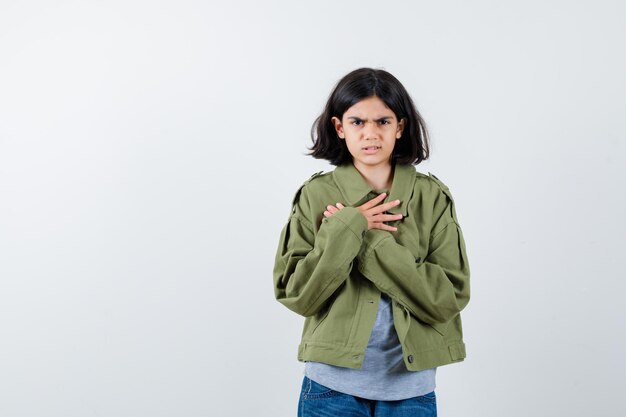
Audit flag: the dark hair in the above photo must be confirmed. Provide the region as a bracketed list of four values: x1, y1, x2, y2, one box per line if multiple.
[306, 67, 430, 166]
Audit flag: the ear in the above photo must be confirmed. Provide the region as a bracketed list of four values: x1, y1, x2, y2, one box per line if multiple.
[331, 116, 344, 139]
[396, 117, 406, 138]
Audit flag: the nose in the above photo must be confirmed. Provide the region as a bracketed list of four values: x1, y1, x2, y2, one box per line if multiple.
[362, 120, 380, 138]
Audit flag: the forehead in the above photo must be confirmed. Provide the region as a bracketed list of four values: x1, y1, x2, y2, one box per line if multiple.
[344, 96, 396, 118]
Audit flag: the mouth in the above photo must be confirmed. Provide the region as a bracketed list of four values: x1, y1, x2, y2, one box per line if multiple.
[362, 145, 381, 155]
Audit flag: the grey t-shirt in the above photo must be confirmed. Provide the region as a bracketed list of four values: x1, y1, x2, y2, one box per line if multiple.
[304, 293, 436, 401]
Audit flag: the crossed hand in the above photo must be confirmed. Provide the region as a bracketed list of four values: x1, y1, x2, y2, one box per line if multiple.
[323, 192, 403, 232]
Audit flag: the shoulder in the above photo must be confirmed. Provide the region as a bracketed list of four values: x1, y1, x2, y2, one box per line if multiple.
[425, 171, 451, 192]
[289, 170, 331, 214]
[413, 169, 451, 193]
[419, 171, 465, 227]
[413, 170, 457, 213]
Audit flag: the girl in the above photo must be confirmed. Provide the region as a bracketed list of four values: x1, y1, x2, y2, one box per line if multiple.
[272, 67, 471, 417]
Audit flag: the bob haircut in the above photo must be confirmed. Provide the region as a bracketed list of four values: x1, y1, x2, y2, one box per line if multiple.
[307, 67, 430, 166]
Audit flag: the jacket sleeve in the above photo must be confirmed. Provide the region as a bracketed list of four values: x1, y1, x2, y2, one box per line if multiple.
[273, 186, 369, 317]
[356, 186, 470, 325]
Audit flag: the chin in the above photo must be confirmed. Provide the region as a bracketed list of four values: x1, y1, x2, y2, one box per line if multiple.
[355, 156, 393, 166]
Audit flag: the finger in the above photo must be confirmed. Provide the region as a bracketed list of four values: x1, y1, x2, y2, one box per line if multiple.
[327, 204, 340, 214]
[359, 192, 387, 210]
[369, 200, 402, 215]
[372, 213, 404, 222]
[336, 202, 345, 209]
[373, 222, 398, 232]
[323, 210, 331, 217]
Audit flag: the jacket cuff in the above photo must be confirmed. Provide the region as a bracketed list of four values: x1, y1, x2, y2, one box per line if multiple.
[357, 229, 392, 264]
[326, 206, 368, 241]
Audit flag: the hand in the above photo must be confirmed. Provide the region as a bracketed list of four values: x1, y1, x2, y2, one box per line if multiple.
[322, 192, 403, 232]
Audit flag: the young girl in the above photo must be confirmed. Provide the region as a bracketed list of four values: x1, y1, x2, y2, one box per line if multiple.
[272, 67, 470, 417]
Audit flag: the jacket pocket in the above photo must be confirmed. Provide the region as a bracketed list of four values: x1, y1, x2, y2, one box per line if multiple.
[427, 321, 450, 337]
[309, 306, 331, 336]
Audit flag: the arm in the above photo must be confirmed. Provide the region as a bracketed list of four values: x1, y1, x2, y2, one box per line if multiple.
[356, 187, 470, 325]
[273, 186, 368, 317]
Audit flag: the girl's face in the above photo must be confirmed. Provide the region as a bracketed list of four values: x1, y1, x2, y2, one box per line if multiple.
[331, 96, 405, 170]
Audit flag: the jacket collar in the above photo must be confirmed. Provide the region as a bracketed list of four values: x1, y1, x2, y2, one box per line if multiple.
[332, 162, 416, 216]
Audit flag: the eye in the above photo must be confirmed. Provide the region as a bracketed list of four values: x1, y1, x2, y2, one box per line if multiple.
[379, 120, 390, 125]
[351, 120, 362, 126]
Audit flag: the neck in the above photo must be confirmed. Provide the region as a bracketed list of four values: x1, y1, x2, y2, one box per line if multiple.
[353, 160, 394, 191]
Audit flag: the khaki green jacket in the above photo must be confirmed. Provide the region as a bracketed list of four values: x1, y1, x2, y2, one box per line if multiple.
[272, 162, 470, 372]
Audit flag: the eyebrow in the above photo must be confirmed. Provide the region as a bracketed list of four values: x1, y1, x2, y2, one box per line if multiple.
[347, 116, 394, 121]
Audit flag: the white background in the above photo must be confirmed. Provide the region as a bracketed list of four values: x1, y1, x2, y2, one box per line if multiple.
[1, 1, 625, 416]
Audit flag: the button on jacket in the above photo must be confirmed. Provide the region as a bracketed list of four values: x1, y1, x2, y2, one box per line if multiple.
[272, 162, 471, 372]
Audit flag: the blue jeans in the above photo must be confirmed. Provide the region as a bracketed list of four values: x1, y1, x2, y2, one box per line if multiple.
[298, 375, 437, 417]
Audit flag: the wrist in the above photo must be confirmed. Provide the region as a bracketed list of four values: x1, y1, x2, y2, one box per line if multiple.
[326, 206, 368, 240]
